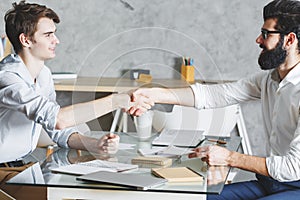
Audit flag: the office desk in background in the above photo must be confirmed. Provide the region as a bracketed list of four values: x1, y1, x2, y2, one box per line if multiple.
[54, 77, 197, 93]
[8, 131, 241, 200]
[54, 77, 236, 92]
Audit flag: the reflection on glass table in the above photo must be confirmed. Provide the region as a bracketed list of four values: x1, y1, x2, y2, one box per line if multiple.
[7, 131, 241, 195]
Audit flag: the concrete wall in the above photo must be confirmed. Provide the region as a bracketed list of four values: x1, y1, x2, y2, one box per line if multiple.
[0, 0, 270, 156]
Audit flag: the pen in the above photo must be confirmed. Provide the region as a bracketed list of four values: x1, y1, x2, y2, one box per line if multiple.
[207, 139, 227, 145]
[182, 57, 186, 66]
[185, 57, 190, 66]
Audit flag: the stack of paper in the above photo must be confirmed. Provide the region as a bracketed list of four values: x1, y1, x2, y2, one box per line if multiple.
[51, 159, 138, 175]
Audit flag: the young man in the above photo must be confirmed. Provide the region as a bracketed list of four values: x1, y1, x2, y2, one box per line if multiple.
[0, 1, 151, 197]
[130, 0, 300, 199]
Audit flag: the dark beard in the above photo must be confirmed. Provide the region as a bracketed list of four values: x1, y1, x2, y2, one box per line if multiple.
[258, 37, 287, 70]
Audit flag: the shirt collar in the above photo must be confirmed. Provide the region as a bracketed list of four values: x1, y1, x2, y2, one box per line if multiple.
[0, 54, 35, 85]
[281, 62, 300, 86]
[270, 62, 300, 86]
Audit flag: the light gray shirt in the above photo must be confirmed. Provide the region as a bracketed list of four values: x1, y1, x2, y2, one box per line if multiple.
[191, 63, 300, 182]
[0, 54, 77, 163]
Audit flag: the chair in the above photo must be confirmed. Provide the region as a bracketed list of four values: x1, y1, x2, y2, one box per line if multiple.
[153, 104, 252, 155]
[152, 104, 239, 136]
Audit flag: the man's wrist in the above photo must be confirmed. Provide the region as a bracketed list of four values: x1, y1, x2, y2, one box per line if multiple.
[150, 88, 164, 103]
[112, 93, 130, 109]
[228, 151, 241, 167]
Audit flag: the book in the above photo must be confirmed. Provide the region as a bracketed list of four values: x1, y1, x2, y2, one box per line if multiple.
[51, 159, 138, 175]
[152, 129, 205, 147]
[52, 72, 77, 79]
[77, 171, 167, 190]
[151, 167, 204, 183]
[131, 156, 172, 167]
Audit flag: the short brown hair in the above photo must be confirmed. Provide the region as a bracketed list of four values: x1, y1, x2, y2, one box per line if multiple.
[263, 0, 300, 52]
[4, 0, 60, 54]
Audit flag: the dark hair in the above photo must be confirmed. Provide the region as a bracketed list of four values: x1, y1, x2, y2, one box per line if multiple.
[4, 0, 60, 54]
[263, 0, 300, 51]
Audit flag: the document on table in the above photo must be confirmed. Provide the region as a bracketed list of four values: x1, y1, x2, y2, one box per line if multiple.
[138, 145, 194, 157]
[152, 129, 205, 147]
[51, 159, 138, 175]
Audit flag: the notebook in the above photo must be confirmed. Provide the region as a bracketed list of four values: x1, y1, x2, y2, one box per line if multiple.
[76, 171, 167, 190]
[151, 167, 204, 183]
[131, 156, 172, 167]
[152, 129, 205, 147]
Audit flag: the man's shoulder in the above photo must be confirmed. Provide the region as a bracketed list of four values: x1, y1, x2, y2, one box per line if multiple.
[0, 54, 22, 71]
[0, 55, 27, 85]
[240, 70, 270, 82]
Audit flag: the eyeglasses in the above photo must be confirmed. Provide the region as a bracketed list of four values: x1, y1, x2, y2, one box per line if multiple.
[261, 28, 284, 40]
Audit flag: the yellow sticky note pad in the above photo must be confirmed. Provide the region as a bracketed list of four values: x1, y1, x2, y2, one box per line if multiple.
[136, 74, 152, 83]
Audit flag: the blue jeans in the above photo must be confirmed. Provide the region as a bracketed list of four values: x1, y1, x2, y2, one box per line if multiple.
[207, 174, 300, 200]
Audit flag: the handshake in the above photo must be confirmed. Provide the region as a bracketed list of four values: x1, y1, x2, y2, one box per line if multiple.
[114, 86, 192, 116]
[114, 88, 156, 117]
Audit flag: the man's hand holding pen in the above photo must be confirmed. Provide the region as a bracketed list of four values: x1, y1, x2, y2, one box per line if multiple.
[96, 133, 120, 155]
[188, 145, 233, 166]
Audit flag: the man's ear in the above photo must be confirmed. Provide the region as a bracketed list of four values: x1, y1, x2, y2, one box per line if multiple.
[19, 33, 31, 47]
[285, 32, 297, 49]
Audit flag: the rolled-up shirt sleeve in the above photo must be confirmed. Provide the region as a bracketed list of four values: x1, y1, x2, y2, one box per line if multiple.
[266, 122, 300, 181]
[190, 72, 263, 109]
[46, 127, 78, 148]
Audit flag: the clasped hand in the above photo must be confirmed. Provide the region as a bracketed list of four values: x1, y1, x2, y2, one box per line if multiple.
[126, 88, 155, 116]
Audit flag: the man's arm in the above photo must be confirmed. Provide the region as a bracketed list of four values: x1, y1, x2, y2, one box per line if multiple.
[129, 87, 195, 115]
[56, 93, 128, 130]
[189, 145, 269, 176]
[55, 93, 153, 130]
[229, 150, 269, 176]
[67, 132, 119, 154]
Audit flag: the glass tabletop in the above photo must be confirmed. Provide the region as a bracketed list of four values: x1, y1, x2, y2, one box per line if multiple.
[7, 131, 241, 195]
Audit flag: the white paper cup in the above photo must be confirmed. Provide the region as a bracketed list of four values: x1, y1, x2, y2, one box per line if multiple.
[134, 110, 153, 141]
